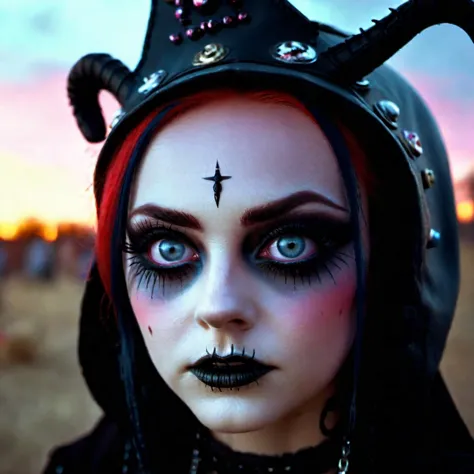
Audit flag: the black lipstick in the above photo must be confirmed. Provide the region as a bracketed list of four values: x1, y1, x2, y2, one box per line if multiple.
[189, 348, 274, 390]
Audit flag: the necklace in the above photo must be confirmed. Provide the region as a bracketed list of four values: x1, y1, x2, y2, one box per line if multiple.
[189, 432, 343, 474]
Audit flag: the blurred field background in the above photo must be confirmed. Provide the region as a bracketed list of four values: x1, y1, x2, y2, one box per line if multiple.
[0, 238, 472, 474]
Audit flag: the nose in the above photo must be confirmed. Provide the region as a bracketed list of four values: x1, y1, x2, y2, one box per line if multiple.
[193, 262, 258, 332]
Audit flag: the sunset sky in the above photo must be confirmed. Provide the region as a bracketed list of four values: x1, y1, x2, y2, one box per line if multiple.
[1, 0, 474, 226]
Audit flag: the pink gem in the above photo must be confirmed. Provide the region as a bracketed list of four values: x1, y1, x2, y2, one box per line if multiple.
[200, 21, 208, 31]
[169, 33, 182, 44]
[193, 0, 207, 6]
[186, 27, 203, 40]
[403, 130, 423, 157]
[175, 7, 191, 25]
[174, 0, 183, 5]
[207, 18, 222, 32]
[222, 15, 235, 26]
[237, 11, 250, 22]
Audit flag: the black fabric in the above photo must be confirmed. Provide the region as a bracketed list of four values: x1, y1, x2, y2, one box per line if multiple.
[196, 431, 341, 474]
[40, 377, 474, 474]
[41, 417, 126, 474]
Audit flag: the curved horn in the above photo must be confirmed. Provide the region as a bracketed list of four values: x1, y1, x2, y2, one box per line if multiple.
[317, 0, 474, 85]
[67, 54, 138, 143]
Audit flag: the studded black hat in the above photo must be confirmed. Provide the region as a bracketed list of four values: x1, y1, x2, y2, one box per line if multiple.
[69, 1, 474, 472]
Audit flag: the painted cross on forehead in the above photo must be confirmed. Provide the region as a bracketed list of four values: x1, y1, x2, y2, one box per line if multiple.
[203, 161, 231, 207]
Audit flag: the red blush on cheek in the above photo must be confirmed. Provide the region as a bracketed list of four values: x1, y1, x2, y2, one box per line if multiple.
[285, 275, 357, 333]
[129, 293, 165, 329]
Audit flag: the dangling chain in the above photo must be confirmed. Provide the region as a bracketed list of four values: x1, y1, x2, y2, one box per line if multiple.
[189, 433, 201, 474]
[337, 439, 351, 474]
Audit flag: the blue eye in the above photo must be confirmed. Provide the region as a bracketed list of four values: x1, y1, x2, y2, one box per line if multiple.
[151, 240, 187, 263]
[251, 218, 354, 288]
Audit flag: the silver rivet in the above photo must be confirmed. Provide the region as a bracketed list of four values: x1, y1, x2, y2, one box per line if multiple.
[137, 70, 167, 95]
[271, 41, 317, 64]
[109, 108, 124, 129]
[427, 229, 441, 249]
[284, 468, 292, 471]
[402, 130, 423, 158]
[354, 78, 371, 91]
[421, 168, 435, 189]
[373, 100, 400, 129]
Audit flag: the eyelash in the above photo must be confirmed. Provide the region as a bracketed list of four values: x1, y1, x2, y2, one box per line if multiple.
[250, 221, 352, 287]
[123, 218, 353, 297]
[123, 221, 200, 298]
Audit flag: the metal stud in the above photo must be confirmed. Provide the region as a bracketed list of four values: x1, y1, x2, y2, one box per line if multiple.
[373, 100, 400, 129]
[137, 70, 167, 95]
[402, 130, 423, 158]
[271, 41, 318, 64]
[109, 108, 124, 129]
[354, 78, 371, 91]
[421, 169, 435, 189]
[427, 229, 441, 249]
[193, 42, 229, 66]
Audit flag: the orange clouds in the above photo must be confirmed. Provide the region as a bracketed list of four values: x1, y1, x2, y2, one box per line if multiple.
[0, 71, 118, 225]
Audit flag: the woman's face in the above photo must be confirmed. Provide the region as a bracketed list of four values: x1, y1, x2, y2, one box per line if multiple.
[124, 97, 368, 436]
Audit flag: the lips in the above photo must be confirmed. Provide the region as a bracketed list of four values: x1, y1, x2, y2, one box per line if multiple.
[189, 354, 274, 389]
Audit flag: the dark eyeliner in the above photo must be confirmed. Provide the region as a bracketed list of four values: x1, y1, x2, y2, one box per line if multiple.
[123, 219, 200, 297]
[247, 216, 353, 287]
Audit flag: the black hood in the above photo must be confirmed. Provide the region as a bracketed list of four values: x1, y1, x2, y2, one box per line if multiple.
[70, 0, 474, 467]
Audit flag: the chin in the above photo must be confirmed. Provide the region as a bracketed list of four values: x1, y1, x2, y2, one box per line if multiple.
[184, 390, 292, 434]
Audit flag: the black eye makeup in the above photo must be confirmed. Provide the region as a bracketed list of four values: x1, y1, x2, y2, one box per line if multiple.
[246, 216, 353, 288]
[123, 213, 353, 298]
[123, 219, 202, 298]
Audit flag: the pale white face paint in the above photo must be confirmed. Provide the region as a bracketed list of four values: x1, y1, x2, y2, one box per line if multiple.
[124, 97, 368, 454]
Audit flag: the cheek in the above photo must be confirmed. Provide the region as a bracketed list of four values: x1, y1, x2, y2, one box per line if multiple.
[128, 290, 179, 340]
[271, 270, 357, 347]
[129, 292, 158, 328]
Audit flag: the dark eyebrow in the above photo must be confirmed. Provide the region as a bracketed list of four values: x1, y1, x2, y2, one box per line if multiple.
[129, 204, 202, 230]
[240, 190, 348, 227]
